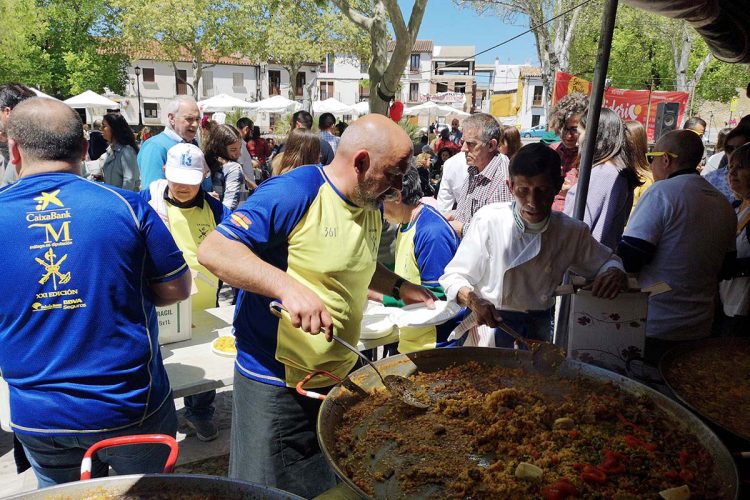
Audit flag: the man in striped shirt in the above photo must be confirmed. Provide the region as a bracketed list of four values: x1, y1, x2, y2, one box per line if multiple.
[447, 113, 513, 237]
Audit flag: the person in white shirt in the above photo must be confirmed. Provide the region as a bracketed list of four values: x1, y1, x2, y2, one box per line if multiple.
[436, 151, 468, 212]
[440, 143, 626, 347]
[701, 127, 731, 177]
[718, 142, 750, 336]
[618, 130, 736, 362]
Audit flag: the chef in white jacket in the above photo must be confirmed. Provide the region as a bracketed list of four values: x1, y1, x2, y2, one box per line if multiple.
[440, 143, 627, 347]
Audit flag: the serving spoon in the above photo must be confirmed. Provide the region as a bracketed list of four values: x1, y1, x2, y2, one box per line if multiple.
[269, 301, 431, 409]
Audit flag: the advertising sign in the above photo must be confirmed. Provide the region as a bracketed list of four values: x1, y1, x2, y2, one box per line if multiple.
[553, 72, 689, 141]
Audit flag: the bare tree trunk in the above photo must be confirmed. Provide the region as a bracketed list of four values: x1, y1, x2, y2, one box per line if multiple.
[687, 52, 712, 113]
[670, 20, 712, 113]
[170, 60, 196, 98]
[333, 0, 427, 116]
[673, 22, 691, 92]
[284, 63, 303, 101]
[459, 0, 584, 113]
[192, 55, 202, 101]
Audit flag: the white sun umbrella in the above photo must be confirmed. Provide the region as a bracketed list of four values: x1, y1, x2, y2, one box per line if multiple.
[402, 101, 443, 128]
[64, 90, 119, 109]
[197, 93, 254, 113]
[30, 88, 59, 100]
[249, 95, 302, 113]
[437, 104, 470, 117]
[312, 97, 354, 115]
[402, 101, 441, 116]
[352, 101, 369, 115]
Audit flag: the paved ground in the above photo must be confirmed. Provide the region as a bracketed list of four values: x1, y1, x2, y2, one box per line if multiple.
[0, 389, 233, 498]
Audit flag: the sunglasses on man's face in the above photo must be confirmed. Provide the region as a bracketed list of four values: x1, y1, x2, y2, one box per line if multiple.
[645, 151, 678, 164]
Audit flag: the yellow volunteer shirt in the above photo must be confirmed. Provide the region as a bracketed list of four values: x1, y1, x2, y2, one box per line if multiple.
[166, 202, 219, 312]
[216, 166, 382, 388]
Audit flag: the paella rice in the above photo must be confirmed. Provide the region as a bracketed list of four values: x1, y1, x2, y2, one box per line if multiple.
[662, 340, 750, 441]
[333, 361, 725, 499]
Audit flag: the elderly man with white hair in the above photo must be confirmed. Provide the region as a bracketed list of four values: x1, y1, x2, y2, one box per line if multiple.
[137, 95, 201, 189]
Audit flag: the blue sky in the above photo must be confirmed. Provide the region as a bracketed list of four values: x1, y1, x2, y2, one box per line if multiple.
[397, 1, 538, 66]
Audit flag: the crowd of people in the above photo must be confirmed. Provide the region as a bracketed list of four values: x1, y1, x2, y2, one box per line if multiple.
[0, 81, 748, 498]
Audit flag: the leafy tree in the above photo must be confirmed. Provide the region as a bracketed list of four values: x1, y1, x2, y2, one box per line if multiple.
[458, 0, 585, 107]
[331, 0, 428, 115]
[697, 60, 749, 104]
[38, 0, 127, 97]
[113, 0, 265, 100]
[262, 1, 368, 105]
[0, 0, 50, 88]
[568, 3, 747, 107]
[0, 0, 126, 97]
[63, 48, 129, 96]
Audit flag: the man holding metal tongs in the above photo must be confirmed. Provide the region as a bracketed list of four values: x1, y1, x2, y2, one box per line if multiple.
[441, 143, 627, 349]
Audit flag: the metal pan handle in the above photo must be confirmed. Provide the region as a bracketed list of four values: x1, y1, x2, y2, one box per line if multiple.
[80, 434, 179, 480]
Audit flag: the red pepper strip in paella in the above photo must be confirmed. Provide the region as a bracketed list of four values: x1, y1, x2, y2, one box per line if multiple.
[599, 450, 627, 475]
[542, 478, 578, 500]
[580, 464, 608, 484]
[623, 434, 658, 451]
[616, 412, 646, 435]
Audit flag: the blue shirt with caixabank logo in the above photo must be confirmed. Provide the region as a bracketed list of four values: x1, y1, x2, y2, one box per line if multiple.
[0, 172, 188, 436]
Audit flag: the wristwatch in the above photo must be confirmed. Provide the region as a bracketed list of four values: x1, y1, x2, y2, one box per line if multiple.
[391, 277, 406, 300]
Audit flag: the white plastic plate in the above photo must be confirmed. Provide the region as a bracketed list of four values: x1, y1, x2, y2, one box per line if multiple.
[390, 301, 462, 328]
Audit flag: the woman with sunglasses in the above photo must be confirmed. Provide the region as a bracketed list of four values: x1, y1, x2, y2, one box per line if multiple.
[718, 143, 750, 336]
[564, 108, 641, 250]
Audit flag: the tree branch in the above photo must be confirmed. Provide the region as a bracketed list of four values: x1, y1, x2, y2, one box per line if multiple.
[562, 4, 582, 54]
[330, 0, 373, 30]
[404, 0, 428, 39]
[383, 0, 408, 41]
[692, 52, 713, 87]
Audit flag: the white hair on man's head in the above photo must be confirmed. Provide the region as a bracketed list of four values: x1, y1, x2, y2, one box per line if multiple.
[163, 95, 198, 128]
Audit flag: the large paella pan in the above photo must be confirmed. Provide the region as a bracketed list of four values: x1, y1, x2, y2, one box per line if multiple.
[660, 337, 750, 444]
[317, 347, 738, 499]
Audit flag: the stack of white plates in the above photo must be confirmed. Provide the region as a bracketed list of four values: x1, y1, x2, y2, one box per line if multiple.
[390, 301, 463, 328]
[360, 301, 396, 340]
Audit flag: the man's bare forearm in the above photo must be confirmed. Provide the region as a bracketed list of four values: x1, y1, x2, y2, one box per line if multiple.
[198, 230, 298, 299]
[368, 262, 401, 295]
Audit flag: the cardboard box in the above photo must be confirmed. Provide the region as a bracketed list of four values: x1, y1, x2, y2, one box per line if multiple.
[156, 297, 192, 345]
[566, 289, 648, 375]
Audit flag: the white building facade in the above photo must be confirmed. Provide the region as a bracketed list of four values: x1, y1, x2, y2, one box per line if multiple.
[518, 67, 547, 129]
[315, 53, 370, 109]
[122, 57, 261, 127]
[389, 40, 433, 107]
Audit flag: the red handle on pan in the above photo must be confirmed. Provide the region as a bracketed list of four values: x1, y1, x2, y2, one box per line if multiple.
[296, 370, 342, 401]
[80, 434, 179, 480]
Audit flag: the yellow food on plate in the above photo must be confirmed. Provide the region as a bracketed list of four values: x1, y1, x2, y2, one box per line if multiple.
[212, 336, 237, 356]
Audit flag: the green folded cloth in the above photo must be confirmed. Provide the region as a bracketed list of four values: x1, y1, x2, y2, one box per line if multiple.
[540, 130, 561, 145]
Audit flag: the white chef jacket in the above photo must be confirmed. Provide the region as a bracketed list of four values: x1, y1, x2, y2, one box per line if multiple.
[436, 152, 469, 212]
[440, 203, 624, 312]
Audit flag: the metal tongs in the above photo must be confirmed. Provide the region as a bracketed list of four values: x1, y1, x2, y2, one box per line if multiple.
[497, 322, 565, 375]
[269, 301, 431, 409]
[451, 311, 564, 374]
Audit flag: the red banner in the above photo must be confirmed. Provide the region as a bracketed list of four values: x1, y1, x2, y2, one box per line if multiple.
[553, 72, 689, 142]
